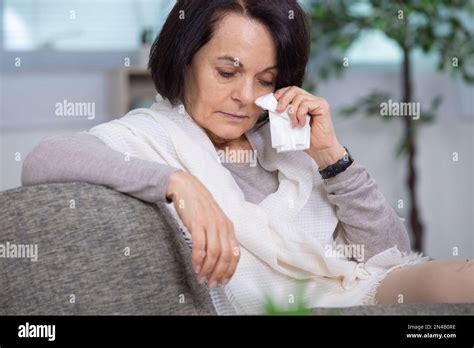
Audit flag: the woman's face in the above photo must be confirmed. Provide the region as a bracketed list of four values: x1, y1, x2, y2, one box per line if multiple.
[183, 13, 277, 146]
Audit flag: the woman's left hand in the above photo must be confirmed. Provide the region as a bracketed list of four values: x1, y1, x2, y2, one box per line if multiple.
[273, 86, 347, 169]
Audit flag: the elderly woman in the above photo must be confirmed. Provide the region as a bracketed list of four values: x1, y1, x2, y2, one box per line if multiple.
[22, 0, 473, 314]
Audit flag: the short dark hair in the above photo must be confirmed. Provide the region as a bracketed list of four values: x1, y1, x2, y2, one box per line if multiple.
[149, 0, 310, 125]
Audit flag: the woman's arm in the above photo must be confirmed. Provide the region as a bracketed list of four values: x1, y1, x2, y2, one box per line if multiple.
[323, 161, 411, 262]
[21, 133, 181, 203]
[272, 86, 411, 262]
[22, 133, 240, 286]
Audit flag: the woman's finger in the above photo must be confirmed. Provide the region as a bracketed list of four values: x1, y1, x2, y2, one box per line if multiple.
[296, 99, 321, 127]
[208, 221, 232, 288]
[190, 224, 207, 274]
[275, 86, 299, 113]
[289, 94, 312, 127]
[273, 86, 291, 99]
[275, 86, 310, 113]
[197, 223, 220, 284]
[224, 228, 240, 285]
[294, 103, 309, 128]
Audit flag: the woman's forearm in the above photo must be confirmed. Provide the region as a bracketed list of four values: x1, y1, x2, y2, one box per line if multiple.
[322, 161, 411, 261]
[21, 133, 181, 203]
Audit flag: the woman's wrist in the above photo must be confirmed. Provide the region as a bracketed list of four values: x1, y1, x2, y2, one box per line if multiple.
[166, 170, 186, 202]
[307, 143, 347, 170]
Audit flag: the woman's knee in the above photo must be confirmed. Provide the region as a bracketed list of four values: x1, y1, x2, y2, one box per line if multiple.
[417, 261, 454, 302]
[407, 259, 474, 303]
[374, 259, 474, 304]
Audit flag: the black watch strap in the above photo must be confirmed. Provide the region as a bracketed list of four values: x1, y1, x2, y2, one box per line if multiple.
[318, 146, 353, 179]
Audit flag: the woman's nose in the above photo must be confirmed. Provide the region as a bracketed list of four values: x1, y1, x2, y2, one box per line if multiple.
[232, 79, 255, 105]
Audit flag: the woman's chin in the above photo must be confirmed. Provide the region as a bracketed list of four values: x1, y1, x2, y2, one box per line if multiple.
[212, 126, 247, 142]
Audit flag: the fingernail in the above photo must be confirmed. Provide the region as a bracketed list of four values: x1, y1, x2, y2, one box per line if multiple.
[208, 280, 217, 288]
[194, 265, 201, 274]
[222, 278, 230, 286]
[198, 276, 207, 284]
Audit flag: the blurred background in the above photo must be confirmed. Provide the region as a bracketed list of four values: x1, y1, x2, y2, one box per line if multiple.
[1, 0, 473, 259]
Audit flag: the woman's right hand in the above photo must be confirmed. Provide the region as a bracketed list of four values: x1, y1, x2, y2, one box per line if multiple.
[166, 170, 240, 288]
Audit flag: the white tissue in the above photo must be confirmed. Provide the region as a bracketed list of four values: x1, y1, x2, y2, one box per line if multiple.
[255, 93, 311, 153]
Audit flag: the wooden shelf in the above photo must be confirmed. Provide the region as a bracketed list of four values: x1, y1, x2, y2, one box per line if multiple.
[108, 67, 157, 118]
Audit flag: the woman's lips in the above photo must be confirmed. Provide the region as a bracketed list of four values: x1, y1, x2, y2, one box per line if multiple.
[220, 111, 249, 121]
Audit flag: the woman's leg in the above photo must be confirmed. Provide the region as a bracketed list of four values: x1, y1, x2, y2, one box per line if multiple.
[374, 258, 474, 304]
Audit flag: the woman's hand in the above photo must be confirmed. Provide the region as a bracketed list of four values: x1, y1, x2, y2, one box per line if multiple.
[273, 86, 346, 169]
[166, 170, 240, 288]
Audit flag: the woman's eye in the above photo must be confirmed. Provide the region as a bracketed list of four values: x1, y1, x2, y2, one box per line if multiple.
[260, 80, 274, 87]
[217, 69, 273, 87]
[218, 70, 235, 78]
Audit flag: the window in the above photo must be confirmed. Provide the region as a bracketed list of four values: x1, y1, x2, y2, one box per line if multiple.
[3, 0, 174, 51]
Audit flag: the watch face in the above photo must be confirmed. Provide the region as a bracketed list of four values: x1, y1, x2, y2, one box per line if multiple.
[342, 147, 352, 163]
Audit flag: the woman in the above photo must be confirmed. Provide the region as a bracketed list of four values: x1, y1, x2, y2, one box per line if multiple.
[22, 0, 473, 314]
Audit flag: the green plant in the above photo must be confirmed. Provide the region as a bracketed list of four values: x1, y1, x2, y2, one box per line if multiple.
[140, 27, 154, 45]
[305, 0, 474, 251]
[262, 281, 312, 315]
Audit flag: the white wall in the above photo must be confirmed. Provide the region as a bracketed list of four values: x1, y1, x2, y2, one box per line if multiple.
[1, 67, 472, 259]
[1, 70, 112, 128]
[1, 125, 89, 191]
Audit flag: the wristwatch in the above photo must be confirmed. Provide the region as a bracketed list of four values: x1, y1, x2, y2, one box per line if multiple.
[318, 146, 354, 179]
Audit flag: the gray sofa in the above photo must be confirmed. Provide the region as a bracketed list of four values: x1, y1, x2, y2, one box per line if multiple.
[1, 183, 472, 315]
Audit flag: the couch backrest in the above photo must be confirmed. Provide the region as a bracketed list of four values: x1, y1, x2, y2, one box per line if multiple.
[0, 183, 216, 315]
